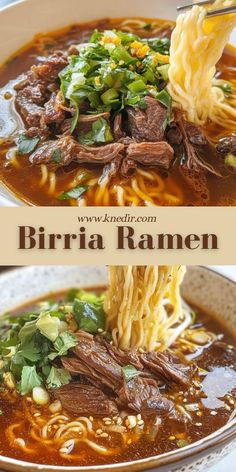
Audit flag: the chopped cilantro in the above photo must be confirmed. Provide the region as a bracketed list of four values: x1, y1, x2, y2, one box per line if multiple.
[216, 83, 232, 95]
[78, 118, 113, 145]
[18, 135, 40, 155]
[46, 367, 71, 389]
[73, 298, 106, 334]
[58, 28, 171, 129]
[58, 184, 88, 200]
[122, 365, 141, 382]
[48, 332, 77, 360]
[51, 148, 62, 164]
[176, 439, 190, 448]
[0, 289, 109, 396]
[19, 366, 42, 395]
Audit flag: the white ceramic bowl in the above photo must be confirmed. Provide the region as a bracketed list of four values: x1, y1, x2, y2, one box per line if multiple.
[0, 265, 235, 472]
[0, 0, 235, 206]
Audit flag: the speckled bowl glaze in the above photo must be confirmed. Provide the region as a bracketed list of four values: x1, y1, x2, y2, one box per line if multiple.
[0, 266, 235, 472]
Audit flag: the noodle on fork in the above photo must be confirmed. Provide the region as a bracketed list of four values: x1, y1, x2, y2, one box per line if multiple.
[105, 265, 190, 351]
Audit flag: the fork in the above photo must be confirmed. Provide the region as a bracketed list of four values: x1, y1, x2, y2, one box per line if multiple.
[177, 1, 236, 17]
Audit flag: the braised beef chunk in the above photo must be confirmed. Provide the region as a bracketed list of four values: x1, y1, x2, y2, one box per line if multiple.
[14, 49, 223, 195]
[71, 330, 123, 390]
[14, 49, 220, 185]
[77, 112, 110, 135]
[15, 87, 44, 127]
[175, 112, 222, 178]
[30, 136, 125, 167]
[100, 337, 194, 387]
[15, 52, 68, 132]
[100, 337, 143, 370]
[127, 96, 168, 142]
[118, 377, 173, 416]
[54, 383, 118, 416]
[141, 350, 194, 387]
[30, 51, 68, 82]
[26, 126, 49, 140]
[127, 141, 174, 169]
[118, 136, 135, 147]
[166, 122, 183, 146]
[43, 92, 65, 125]
[29, 137, 77, 166]
[113, 113, 125, 140]
[59, 118, 73, 136]
[183, 121, 208, 146]
[120, 157, 137, 178]
[216, 135, 236, 155]
[17, 83, 46, 106]
[60, 330, 195, 417]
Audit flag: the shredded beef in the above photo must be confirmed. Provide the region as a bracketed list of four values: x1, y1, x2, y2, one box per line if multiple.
[77, 112, 110, 134]
[100, 337, 143, 370]
[216, 135, 236, 155]
[183, 121, 208, 146]
[26, 126, 49, 140]
[71, 330, 123, 390]
[13, 46, 223, 185]
[30, 51, 68, 82]
[29, 136, 125, 167]
[54, 383, 118, 416]
[120, 157, 137, 178]
[113, 113, 125, 140]
[60, 331, 195, 417]
[118, 136, 135, 147]
[118, 377, 174, 416]
[60, 118, 73, 135]
[127, 141, 174, 169]
[127, 96, 167, 142]
[15, 52, 68, 131]
[62, 357, 107, 391]
[166, 122, 183, 146]
[175, 112, 221, 177]
[141, 350, 195, 387]
[43, 92, 65, 125]
[15, 86, 45, 127]
[100, 337, 194, 387]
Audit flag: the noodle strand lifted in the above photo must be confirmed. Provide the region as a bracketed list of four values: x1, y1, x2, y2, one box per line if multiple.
[105, 266, 190, 352]
[168, 0, 236, 126]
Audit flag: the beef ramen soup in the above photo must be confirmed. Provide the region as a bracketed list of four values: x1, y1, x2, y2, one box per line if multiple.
[0, 7, 235, 206]
[0, 265, 235, 466]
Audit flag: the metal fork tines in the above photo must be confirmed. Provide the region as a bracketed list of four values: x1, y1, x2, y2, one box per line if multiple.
[177, 1, 236, 17]
[206, 5, 236, 17]
[177, 1, 214, 11]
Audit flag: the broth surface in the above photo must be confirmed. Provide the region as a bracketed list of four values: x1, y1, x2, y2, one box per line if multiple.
[0, 18, 235, 206]
[0, 289, 235, 466]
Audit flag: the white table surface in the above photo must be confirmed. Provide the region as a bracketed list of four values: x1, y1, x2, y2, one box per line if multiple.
[209, 266, 236, 282]
[209, 450, 236, 472]
[208, 266, 236, 470]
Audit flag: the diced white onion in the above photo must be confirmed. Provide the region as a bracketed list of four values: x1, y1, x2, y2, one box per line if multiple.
[32, 387, 50, 405]
[49, 400, 62, 414]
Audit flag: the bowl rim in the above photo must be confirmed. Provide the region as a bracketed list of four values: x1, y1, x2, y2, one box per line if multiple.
[0, 265, 235, 471]
[0, 0, 31, 15]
